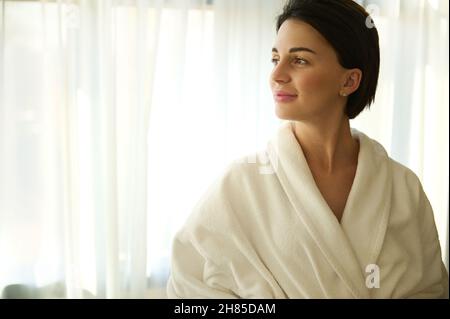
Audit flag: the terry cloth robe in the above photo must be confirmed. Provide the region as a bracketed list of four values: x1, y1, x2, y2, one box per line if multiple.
[166, 121, 449, 299]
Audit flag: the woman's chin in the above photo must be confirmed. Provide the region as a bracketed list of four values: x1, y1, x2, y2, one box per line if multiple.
[275, 106, 300, 121]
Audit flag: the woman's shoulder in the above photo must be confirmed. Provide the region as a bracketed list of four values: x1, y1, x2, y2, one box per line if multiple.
[384, 155, 425, 197]
[355, 129, 426, 205]
[212, 150, 276, 192]
[388, 163, 426, 214]
[356, 129, 424, 192]
[174, 152, 272, 263]
[183, 151, 272, 227]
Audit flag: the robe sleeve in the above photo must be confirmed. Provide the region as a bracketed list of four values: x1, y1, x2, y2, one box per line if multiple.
[166, 227, 240, 299]
[166, 165, 271, 299]
[408, 182, 449, 299]
[165, 169, 244, 299]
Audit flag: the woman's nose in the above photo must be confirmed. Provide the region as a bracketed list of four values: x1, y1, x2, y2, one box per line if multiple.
[271, 63, 291, 84]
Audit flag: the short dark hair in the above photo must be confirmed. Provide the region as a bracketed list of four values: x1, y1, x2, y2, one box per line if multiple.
[275, 0, 380, 119]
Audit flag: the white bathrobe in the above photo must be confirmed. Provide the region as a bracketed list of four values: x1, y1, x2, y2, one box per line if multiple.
[167, 121, 449, 299]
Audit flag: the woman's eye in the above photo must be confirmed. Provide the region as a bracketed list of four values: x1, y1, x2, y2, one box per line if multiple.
[294, 58, 307, 65]
[270, 58, 307, 66]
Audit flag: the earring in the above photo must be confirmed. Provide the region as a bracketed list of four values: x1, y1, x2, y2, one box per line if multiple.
[340, 91, 348, 97]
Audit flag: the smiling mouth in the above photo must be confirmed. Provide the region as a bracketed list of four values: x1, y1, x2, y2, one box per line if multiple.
[274, 95, 298, 102]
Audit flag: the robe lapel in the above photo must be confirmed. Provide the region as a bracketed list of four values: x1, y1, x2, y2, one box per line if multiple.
[267, 121, 386, 298]
[340, 129, 392, 275]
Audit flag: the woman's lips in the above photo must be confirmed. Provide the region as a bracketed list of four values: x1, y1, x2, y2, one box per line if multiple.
[274, 94, 298, 103]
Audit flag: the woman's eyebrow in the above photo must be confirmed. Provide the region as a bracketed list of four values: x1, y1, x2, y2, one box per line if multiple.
[272, 47, 317, 54]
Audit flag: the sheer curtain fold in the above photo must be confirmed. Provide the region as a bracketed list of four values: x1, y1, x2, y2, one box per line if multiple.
[0, 0, 448, 299]
[0, 0, 158, 298]
[212, 0, 283, 160]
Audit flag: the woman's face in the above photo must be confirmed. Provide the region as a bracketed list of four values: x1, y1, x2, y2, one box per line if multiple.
[270, 19, 353, 121]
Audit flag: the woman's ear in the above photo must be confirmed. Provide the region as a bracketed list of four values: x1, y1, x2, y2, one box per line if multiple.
[341, 69, 362, 96]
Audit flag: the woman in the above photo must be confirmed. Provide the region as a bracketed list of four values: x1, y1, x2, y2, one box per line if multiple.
[166, 0, 448, 298]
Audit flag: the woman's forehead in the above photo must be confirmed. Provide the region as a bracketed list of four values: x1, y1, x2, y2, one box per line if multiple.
[274, 20, 331, 55]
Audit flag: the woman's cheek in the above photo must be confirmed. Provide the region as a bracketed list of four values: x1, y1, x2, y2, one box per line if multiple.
[296, 71, 330, 93]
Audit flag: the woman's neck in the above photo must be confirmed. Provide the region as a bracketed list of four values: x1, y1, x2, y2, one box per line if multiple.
[292, 116, 359, 174]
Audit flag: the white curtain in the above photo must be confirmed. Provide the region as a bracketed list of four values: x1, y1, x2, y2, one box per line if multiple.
[0, 0, 158, 298]
[0, 0, 448, 299]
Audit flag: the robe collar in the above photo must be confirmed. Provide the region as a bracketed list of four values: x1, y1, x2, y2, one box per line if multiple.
[267, 121, 392, 298]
